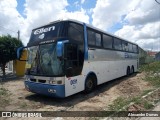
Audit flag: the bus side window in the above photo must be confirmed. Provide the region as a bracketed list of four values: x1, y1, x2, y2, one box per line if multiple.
[68, 22, 83, 43]
[87, 29, 96, 46]
[133, 44, 138, 53]
[128, 43, 133, 52]
[122, 41, 129, 51]
[95, 33, 101, 46]
[114, 38, 122, 50]
[103, 34, 113, 49]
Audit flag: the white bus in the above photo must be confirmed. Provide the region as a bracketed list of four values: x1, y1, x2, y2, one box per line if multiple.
[17, 19, 139, 98]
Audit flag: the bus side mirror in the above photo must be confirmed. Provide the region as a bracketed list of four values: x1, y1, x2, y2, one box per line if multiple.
[17, 47, 27, 61]
[56, 42, 63, 58]
[56, 40, 69, 59]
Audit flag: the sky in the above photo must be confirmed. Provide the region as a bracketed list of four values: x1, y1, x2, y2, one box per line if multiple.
[0, 0, 160, 51]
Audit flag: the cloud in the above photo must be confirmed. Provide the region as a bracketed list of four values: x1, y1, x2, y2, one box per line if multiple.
[92, 0, 133, 30]
[0, 0, 89, 45]
[21, 0, 68, 44]
[115, 21, 160, 41]
[81, 0, 85, 4]
[125, 0, 160, 25]
[0, 0, 159, 51]
[92, 0, 160, 51]
[58, 8, 89, 22]
[115, 21, 160, 50]
[0, 0, 24, 38]
[22, 0, 89, 45]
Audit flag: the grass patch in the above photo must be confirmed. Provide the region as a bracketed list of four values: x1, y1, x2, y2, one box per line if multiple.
[145, 76, 160, 87]
[139, 61, 160, 87]
[108, 91, 156, 111]
[108, 62, 160, 112]
[108, 96, 154, 111]
[108, 96, 143, 111]
[141, 89, 153, 96]
[0, 87, 9, 96]
[19, 102, 28, 109]
[130, 97, 141, 104]
[108, 97, 129, 111]
[132, 98, 154, 110]
[108, 62, 160, 111]
[0, 87, 11, 110]
[143, 100, 154, 109]
[139, 61, 160, 73]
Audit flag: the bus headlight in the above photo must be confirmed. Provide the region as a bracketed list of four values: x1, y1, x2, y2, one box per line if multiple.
[57, 80, 62, 84]
[49, 80, 56, 84]
[26, 77, 30, 81]
[49, 80, 62, 84]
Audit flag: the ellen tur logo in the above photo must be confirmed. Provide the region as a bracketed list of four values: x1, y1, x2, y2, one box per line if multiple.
[39, 33, 45, 39]
[34, 26, 55, 35]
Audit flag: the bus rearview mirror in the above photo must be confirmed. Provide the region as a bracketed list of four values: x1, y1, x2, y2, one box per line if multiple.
[17, 47, 28, 61]
[56, 40, 69, 58]
[56, 42, 63, 58]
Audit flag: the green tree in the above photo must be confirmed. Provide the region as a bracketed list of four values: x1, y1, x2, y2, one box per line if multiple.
[0, 35, 23, 78]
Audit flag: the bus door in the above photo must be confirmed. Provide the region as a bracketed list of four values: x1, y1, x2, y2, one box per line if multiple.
[64, 43, 83, 96]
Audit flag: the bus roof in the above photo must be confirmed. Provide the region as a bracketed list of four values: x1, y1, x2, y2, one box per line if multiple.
[33, 19, 138, 46]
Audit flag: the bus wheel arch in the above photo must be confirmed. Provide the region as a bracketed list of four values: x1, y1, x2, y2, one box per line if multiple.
[84, 72, 97, 93]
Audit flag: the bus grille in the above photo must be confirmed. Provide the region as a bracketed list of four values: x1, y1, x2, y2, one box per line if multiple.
[38, 79, 46, 83]
[30, 79, 36, 82]
[29, 79, 46, 83]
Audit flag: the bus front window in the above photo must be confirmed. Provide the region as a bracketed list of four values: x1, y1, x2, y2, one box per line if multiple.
[38, 43, 64, 76]
[26, 43, 64, 76]
[26, 46, 38, 74]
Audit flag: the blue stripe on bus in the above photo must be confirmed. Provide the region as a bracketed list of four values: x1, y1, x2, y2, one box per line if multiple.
[83, 23, 88, 60]
[24, 81, 65, 98]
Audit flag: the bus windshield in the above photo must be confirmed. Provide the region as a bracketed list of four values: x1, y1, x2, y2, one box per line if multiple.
[26, 43, 64, 76]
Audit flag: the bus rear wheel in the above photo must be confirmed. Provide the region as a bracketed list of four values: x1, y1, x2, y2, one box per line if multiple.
[127, 66, 130, 76]
[131, 66, 134, 74]
[85, 76, 96, 93]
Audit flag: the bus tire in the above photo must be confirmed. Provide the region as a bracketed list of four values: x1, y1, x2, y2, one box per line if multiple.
[131, 66, 134, 74]
[127, 66, 130, 76]
[85, 75, 96, 93]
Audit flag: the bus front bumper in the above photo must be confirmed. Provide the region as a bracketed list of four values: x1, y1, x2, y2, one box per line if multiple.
[24, 81, 65, 98]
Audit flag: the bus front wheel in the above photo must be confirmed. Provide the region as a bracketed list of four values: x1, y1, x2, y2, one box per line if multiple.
[85, 76, 96, 93]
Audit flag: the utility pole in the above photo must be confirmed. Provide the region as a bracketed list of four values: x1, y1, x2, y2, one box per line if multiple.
[17, 30, 20, 40]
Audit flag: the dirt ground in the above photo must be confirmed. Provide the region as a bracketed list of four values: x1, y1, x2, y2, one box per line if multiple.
[0, 72, 153, 113]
